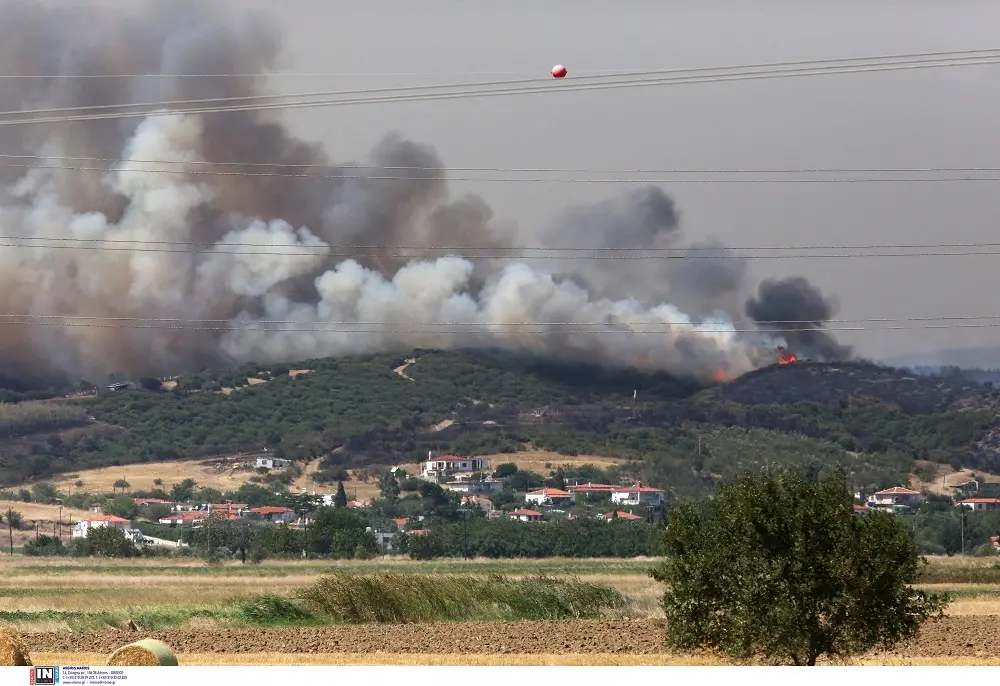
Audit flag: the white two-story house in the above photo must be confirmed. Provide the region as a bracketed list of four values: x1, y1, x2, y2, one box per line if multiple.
[421, 452, 490, 482]
[611, 484, 666, 510]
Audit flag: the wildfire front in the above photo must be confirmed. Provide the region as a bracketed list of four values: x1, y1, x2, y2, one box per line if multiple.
[776, 346, 798, 365]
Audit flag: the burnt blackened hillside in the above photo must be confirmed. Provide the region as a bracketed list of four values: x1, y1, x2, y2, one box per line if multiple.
[713, 361, 998, 414]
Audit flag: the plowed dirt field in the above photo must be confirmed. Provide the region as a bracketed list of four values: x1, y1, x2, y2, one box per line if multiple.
[19, 616, 1000, 659]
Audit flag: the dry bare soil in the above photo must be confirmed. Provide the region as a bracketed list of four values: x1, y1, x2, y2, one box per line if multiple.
[2, 557, 999, 666]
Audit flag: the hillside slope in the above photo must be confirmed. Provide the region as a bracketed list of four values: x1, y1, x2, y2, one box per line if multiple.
[1, 350, 998, 497]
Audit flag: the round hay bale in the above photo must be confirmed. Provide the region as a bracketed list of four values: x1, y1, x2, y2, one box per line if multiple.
[0, 628, 32, 666]
[106, 639, 178, 666]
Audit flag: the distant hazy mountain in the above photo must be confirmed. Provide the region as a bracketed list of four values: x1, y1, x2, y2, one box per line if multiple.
[881, 346, 1000, 371]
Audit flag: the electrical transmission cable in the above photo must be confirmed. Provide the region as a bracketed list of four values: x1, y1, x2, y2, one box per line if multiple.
[3, 152, 1000, 176]
[2, 313, 1000, 335]
[0, 160, 998, 184]
[1, 237, 1000, 260]
[0, 49, 998, 126]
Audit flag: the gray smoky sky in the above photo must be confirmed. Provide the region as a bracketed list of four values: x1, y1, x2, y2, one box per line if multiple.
[1, 0, 998, 382]
[226, 0, 1000, 366]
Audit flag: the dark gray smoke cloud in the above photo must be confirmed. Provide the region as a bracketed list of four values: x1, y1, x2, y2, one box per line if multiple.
[745, 277, 853, 361]
[0, 0, 848, 385]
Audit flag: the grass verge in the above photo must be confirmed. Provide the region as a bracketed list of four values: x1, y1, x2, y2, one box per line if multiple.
[0, 595, 321, 631]
[296, 573, 631, 623]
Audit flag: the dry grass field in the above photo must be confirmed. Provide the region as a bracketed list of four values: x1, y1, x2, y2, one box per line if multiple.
[0, 556, 997, 666]
[16, 448, 617, 506]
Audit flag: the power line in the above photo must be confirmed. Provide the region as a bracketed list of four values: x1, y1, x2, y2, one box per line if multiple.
[4, 236, 1000, 253]
[0, 46, 993, 81]
[0, 317, 998, 334]
[2, 48, 996, 118]
[1, 50, 998, 126]
[4, 160, 1000, 184]
[3, 152, 998, 175]
[2, 240, 1000, 259]
[3, 313, 1000, 326]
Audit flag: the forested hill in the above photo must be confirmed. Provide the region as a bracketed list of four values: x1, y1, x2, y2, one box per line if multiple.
[1, 349, 998, 497]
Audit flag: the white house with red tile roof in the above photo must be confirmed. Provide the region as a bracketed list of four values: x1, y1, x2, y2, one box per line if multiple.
[509, 508, 545, 522]
[598, 511, 643, 521]
[249, 506, 297, 523]
[992, 535, 999, 551]
[611, 484, 665, 509]
[72, 513, 131, 539]
[524, 488, 574, 506]
[853, 504, 871, 514]
[958, 497, 1000, 512]
[159, 511, 207, 526]
[867, 487, 922, 511]
[422, 452, 490, 482]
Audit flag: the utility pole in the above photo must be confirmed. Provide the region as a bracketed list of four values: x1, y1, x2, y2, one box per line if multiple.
[7, 508, 12, 556]
[960, 506, 966, 555]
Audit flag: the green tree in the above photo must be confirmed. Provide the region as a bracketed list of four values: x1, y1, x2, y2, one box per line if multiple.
[102, 495, 138, 519]
[24, 534, 65, 556]
[3, 509, 24, 529]
[651, 468, 950, 666]
[378, 471, 401, 501]
[141, 503, 172, 522]
[86, 526, 139, 558]
[30, 482, 60, 504]
[112, 478, 130, 494]
[334, 480, 348, 508]
[169, 478, 197, 502]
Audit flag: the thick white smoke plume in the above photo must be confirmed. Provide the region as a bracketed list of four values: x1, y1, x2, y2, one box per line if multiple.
[0, 0, 848, 385]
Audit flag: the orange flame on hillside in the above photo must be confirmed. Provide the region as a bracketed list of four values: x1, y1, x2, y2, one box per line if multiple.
[712, 368, 729, 383]
[776, 346, 798, 365]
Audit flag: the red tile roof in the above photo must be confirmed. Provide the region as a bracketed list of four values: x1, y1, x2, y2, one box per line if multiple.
[874, 487, 920, 495]
[959, 498, 1000, 504]
[527, 488, 573, 497]
[84, 514, 130, 523]
[602, 511, 642, 520]
[509, 509, 543, 517]
[614, 484, 665, 494]
[250, 506, 292, 515]
[567, 483, 617, 492]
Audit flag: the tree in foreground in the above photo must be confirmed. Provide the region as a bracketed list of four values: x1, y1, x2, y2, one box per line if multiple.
[651, 468, 950, 665]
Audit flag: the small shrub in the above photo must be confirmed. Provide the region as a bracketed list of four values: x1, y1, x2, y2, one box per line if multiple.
[296, 573, 629, 623]
[237, 595, 316, 625]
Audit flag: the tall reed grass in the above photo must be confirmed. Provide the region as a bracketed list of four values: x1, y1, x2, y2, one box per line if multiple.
[296, 573, 630, 623]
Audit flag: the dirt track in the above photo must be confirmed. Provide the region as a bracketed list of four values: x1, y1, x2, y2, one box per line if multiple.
[18, 616, 1000, 658]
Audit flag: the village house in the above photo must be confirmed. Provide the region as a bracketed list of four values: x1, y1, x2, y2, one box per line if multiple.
[867, 487, 922, 512]
[255, 457, 290, 470]
[611, 484, 666, 510]
[524, 488, 575, 506]
[248, 506, 297, 523]
[72, 513, 131, 539]
[441, 476, 504, 495]
[206, 503, 248, 517]
[958, 497, 1000, 512]
[509, 508, 545, 522]
[597, 511, 643, 521]
[421, 452, 491, 483]
[158, 511, 207, 526]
